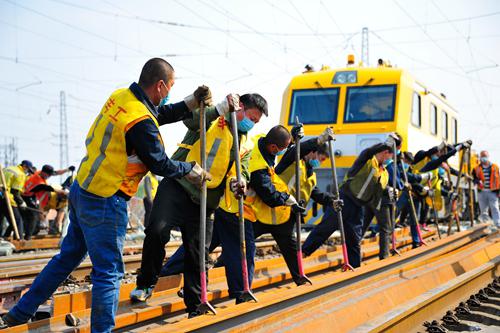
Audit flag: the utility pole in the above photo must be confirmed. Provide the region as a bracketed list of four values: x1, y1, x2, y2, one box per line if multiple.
[59, 91, 69, 172]
[361, 27, 369, 66]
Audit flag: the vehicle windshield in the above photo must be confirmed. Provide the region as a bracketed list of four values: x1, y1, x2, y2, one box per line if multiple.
[288, 88, 339, 125]
[344, 85, 396, 123]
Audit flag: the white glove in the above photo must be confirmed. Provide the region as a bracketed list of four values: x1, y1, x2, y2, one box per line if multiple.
[229, 178, 247, 199]
[317, 127, 335, 144]
[437, 141, 447, 151]
[385, 135, 396, 148]
[420, 172, 434, 182]
[215, 94, 240, 115]
[285, 194, 298, 206]
[18, 201, 28, 209]
[184, 162, 212, 187]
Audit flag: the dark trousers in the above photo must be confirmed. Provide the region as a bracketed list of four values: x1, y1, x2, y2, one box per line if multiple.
[397, 191, 421, 245]
[136, 179, 213, 313]
[0, 200, 24, 239]
[302, 190, 364, 267]
[143, 197, 153, 229]
[363, 204, 393, 259]
[21, 196, 38, 240]
[253, 216, 302, 283]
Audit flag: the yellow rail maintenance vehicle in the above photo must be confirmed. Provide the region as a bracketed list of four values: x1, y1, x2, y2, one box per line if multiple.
[280, 55, 460, 226]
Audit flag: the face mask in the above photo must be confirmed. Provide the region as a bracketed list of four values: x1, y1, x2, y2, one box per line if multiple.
[237, 116, 255, 132]
[397, 149, 401, 155]
[438, 167, 445, 177]
[431, 155, 438, 161]
[275, 148, 286, 156]
[309, 159, 320, 168]
[159, 94, 170, 106]
[402, 162, 409, 170]
[480, 157, 489, 163]
[383, 159, 392, 166]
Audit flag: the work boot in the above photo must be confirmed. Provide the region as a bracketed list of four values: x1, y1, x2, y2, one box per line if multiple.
[187, 310, 207, 319]
[421, 223, 430, 231]
[0, 313, 26, 328]
[130, 286, 154, 302]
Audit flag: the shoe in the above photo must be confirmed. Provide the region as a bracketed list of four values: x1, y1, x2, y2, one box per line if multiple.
[130, 286, 154, 302]
[188, 310, 206, 319]
[421, 223, 430, 231]
[412, 243, 422, 249]
[0, 313, 27, 328]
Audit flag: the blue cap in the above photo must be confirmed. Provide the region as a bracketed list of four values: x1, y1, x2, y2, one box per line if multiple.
[21, 160, 35, 174]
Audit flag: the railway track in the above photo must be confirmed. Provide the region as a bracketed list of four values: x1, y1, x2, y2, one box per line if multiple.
[0, 226, 438, 332]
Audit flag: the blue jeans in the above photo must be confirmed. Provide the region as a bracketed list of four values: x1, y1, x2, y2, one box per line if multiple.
[8, 181, 128, 333]
[302, 190, 364, 267]
[396, 191, 421, 245]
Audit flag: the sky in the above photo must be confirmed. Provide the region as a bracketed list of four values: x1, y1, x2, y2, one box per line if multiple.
[0, 0, 499, 172]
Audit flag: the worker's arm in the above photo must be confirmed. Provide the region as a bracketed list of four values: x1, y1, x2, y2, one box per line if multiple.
[310, 186, 333, 206]
[275, 138, 319, 174]
[156, 101, 192, 126]
[414, 146, 439, 165]
[181, 105, 220, 131]
[348, 143, 389, 178]
[420, 148, 457, 172]
[126, 119, 193, 178]
[249, 170, 289, 208]
[10, 189, 25, 206]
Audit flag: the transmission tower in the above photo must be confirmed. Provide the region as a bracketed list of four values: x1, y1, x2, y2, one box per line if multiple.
[0, 137, 18, 166]
[361, 27, 369, 66]
[59, 91, 69, 170]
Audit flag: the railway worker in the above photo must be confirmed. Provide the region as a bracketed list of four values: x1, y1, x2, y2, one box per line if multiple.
[242, 125, 309, 284]
[473, 150, 500, 230]
[130, 93, 268, 318]
[413, 141, 471, 229]
[0, 160, 35, 239]
[302, 135, 397, 268]
[21, 164, 74, 239]
[0, 58, 211, 332]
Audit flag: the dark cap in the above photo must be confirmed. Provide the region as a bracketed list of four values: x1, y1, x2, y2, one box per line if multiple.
[41, 164, 56, 176]
[20, 160, 35, 174]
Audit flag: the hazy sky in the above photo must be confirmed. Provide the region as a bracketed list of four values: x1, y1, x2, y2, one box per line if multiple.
[1, 0, 499, 173]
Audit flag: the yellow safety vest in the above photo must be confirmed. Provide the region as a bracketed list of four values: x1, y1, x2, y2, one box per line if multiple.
[344, 156, 388, 210]
[179, 116, 234, 189]
[415, 157, 443, 210]
[76, 88, 160, 197]
[219, 136, 253, 214]
[2, 165, 26, 207]
[244, 135, 291, 225]
[278, 160, 317, 205]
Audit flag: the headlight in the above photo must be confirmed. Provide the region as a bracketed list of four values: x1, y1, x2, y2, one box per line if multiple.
[332, 71, 357, 84]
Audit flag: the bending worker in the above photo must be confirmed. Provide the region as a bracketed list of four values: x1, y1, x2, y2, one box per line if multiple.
[0, 58, 211, 332]
[302, 135, 396, 267]
[131, 93, 267, 318]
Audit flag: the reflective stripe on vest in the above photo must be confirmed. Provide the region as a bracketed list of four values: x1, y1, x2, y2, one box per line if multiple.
[183, 116, 233, 189]
[76, 88, 159, 197]
[356, 168, 376, 200]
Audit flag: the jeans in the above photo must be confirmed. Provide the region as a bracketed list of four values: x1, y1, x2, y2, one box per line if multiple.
[478, 190, 500, 226]
[396, 191, 421, 245]
[8, 181, 128, 333]
[302, 190, 364, 268]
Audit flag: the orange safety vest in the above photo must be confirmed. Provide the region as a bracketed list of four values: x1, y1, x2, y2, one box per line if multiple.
[23, 171, 51, 208]
[474, 163, 500, 191]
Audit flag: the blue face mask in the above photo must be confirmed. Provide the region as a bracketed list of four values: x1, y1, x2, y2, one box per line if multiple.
[402, 162, 409, 170]
[480, 157, 489, 164]
[383, 159, 393, 166]
[397, 149, 401, 155]
[159, 93, 170, 106]
[431, 155, 438, 161]
[309, 159, 320, 168]
[438, 167, 445, 177]
[237, 116, 255, 132]
[275, 148, 286, 156]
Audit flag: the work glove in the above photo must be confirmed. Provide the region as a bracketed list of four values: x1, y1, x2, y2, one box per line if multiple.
[317, 127, 335, 144]
[216, 93, 241, 115]
[332, 198, 344, 212]
[458, 139, 472, 150]
[386, 186, 398, 202]
[403, 182, 412, 191]
[285, 194, 298, 206]
[384, 135, 396, 149]
[229, 178, 247, 199]
[420, 172, 434, 182]
[323, 193, 335, 207]
[68, 165, 76, 172]
[18, 201, 28, 210]
[291, 202, 307, 215]
[184, 85, 212, 111]
[437, 141, 447, 152]
[184, 162, 212, 187]
[291, 122, 304, 140]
